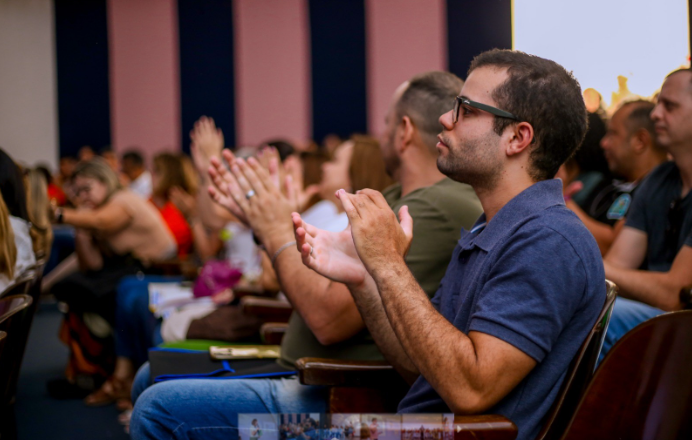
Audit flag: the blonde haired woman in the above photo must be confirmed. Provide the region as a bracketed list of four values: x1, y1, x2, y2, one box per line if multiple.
[0, 195, 17, 292]
[25, 168, 54, 260]
[48, 158, 175, 399]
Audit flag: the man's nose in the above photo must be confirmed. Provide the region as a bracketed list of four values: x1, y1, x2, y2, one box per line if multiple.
[439, 110, 455, 131]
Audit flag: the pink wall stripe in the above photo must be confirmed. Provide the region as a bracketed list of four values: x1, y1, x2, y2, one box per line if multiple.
[365, 0, 447, 137]
[107, 0, 180, 163]
[233, 0, 311, 147]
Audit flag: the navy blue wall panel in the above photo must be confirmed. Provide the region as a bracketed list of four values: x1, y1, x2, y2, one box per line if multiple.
[54, 0, 111, 158]
[178, 0, 236, 153]
[309, 0, 367, 143]
[446, 0, 512, 80]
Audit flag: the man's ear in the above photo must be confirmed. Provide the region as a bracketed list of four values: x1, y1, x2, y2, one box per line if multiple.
[506, 122, 534, 157]
[630, 128, 650, 153]
[399, 116, 416, 153]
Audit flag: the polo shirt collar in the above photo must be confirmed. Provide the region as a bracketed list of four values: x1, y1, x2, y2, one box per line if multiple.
[462, 179, 565, 252]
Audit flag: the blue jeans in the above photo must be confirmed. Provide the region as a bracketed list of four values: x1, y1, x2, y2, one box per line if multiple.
[599, 297, 664, 363]
[129, 371, 327, 439]
[115, 276, 181, 367]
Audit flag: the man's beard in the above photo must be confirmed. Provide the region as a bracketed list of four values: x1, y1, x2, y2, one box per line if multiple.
[436, 133, 502, 190]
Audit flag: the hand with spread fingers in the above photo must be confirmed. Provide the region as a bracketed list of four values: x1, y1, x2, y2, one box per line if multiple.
[336, 188, 414, 277]
[284, 155, 320, 212]
[190, 116, 224, 175]
[292, 212, 369, 288]
[207, 151, 249, 226]
[212, 153, 297, 251]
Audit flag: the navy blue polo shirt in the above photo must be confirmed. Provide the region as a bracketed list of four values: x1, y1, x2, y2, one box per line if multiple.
[398, 179, 605, 440]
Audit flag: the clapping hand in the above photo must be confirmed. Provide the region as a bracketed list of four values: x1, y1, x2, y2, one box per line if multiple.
[293, 213, 369, 287]
[284, 155, 320, 212]
[336, 189, 413, 276]
[207, 150, 249, 226]
[190, 116, 224, 175]
[209, 151, 296, 246]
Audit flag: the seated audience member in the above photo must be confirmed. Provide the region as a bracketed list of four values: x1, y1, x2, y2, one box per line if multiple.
[56, 154, 77, 189]
[150, 153, 196, 257]
[601, 69, 692, 354]
[122, 150, 153, 199]
[564, 101, 667, 254]
[0, 149, 36, 293]
[48, 159, 175, 397]
[78, 145, 96, 162]
[294, 50, 604, 440]
[37, 165, 67, 206]
[0, 194, 35, 292]
[557, 111, 611, 210]
[25, 168, 54, 260]
[130, 71, 483, 438]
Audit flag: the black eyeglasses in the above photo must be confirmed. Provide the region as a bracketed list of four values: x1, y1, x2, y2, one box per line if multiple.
[453, 96, 521, 124]
[665, 197, 684, 254]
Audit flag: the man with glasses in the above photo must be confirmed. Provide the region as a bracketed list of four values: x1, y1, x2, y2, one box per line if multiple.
[601, 69, 692, 355]
[294, 50, 604, 440]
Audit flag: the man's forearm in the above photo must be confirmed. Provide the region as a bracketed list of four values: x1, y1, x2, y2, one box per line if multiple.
[605, 262, 685, 311]
[347, 275, 419, 383]
[272, 236, 366, 345]
[371, 257, 489, 413]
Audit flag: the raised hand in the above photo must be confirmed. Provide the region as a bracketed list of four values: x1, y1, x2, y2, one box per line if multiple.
[207, 152, 249, 225]
[284, 155, 320, 212]
[190, 116, 224, 174]
[336, 189, 413, 276]
[169, 186, 197, 219]
[293, 213, 369, 287]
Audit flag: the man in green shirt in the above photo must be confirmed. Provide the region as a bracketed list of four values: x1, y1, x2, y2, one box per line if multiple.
[211, 72, 482, 367]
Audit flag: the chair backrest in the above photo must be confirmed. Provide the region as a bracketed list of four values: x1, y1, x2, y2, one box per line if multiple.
[0, 294, 34, 407]
[561, 310, 692, 440]
[0, 272, 34, 300]
[534, 280, 618, 440]
[6, 261, 46, 401]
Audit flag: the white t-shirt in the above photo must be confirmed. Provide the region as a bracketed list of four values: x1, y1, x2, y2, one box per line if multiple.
[0, 216, 37, 292]
[129, 170, 153, 199]
[301, 200, 348, 232]
[223, 222, 262, 282]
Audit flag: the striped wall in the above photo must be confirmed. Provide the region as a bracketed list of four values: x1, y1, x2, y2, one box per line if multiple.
[2, 0, 516, 167]
[108, 0, 180, 163]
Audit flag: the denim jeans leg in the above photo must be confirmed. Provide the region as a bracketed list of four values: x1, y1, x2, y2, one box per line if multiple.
[129, 376, 326, 440]
[131, 362, 153, 404]
[599, 297, 664, 363]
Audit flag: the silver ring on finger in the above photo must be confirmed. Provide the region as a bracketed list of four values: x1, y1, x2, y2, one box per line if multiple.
[245, 190, 256, 200]
[310, 246, 314, 256]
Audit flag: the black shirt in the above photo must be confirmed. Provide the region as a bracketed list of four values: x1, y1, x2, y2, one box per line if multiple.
[625, 161, 692, 271]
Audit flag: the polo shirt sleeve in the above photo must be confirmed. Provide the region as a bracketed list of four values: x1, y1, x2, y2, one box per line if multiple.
[468, 225, 588, 363]
[685, 229, 692, 248]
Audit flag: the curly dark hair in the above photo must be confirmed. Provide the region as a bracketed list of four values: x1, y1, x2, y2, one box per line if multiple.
[468, 49, 588, 181]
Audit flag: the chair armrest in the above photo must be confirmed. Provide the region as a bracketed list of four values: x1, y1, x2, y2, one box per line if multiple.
[240, 296, 293, 322]
[453, 415, 517, 440]
[233, 285, 278, 300]
[150, 258, 198, 278]
[296, 357, 406, 388]
[260, 322, 288, 345]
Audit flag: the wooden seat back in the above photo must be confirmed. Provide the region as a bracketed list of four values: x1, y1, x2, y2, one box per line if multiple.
[0, 294, 33, 407]
[560, 309, 692, 440]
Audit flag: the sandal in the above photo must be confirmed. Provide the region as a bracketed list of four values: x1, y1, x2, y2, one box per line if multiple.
[83, 376, 131, 407]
